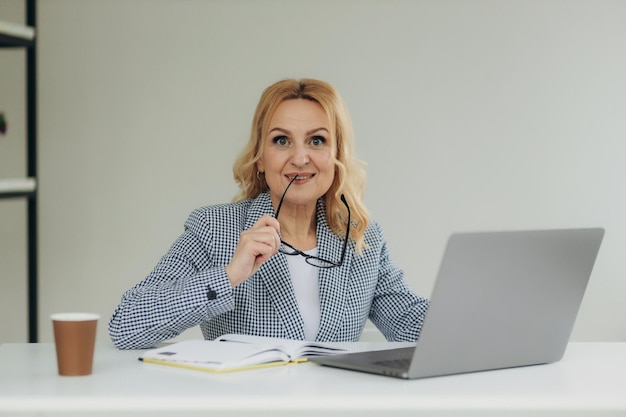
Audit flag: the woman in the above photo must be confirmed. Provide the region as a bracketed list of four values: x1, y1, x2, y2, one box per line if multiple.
[109, 78, 429, 349]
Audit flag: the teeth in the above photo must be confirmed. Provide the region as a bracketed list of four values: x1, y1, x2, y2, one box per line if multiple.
[292, 175, 309, 180]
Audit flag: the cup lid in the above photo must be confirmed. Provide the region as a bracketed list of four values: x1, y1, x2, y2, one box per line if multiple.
[50, 312, 100, 321]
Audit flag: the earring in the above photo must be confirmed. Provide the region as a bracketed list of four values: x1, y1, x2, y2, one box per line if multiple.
[257, 171, 264, 181]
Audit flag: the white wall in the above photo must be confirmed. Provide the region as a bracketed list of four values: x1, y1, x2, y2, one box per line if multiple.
[3, 0, 625, 344]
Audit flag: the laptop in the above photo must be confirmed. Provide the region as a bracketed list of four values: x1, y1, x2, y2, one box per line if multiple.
[311, 228, 604, 379]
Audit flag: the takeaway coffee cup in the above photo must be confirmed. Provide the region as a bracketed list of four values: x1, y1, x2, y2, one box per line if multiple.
[51, 312, 99, 376]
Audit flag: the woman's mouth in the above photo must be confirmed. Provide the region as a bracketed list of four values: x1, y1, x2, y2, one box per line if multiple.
[288, 174, 313, 181]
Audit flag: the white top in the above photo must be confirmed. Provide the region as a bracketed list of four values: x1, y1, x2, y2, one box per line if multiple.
[285, 248, 320, 340]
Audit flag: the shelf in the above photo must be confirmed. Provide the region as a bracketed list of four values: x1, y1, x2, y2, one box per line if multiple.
[0, 20, 35, 47]
[0, 177, 37, 199]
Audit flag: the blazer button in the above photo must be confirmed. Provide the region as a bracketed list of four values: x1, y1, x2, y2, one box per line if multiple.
[207, 290, 217, 300]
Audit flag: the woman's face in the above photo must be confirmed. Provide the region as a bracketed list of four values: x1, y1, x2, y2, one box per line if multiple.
[257, 99, 336, 210]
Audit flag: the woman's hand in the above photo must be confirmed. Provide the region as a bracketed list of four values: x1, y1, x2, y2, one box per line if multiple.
[225, 215, 281, 287]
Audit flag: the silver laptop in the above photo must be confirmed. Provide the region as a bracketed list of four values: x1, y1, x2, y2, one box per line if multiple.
[311, 228, 604, 379]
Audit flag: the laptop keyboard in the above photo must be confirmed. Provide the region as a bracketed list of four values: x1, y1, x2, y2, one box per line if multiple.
[373, 358, 411, 369]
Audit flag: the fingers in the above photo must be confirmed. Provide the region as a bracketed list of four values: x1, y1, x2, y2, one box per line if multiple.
[251, 215, 281, 253]
[244, 215, 281, 260]
[226, 215, 281, 287]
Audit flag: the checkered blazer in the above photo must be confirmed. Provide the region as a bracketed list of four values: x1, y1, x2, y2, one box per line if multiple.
[109, 192, 429, 349]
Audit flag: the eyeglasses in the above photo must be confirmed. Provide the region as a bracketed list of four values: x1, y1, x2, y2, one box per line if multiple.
[274, 176, 350, 268]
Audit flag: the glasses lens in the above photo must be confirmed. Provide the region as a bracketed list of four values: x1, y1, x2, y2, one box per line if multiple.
[306, 257, 336, 268]
[279, 244, 299, 255]
[279, 243, 337, 268]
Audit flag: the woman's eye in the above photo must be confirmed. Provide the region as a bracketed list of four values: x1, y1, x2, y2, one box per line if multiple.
[272, 136, 289, 146]
[310, 136, 326, 146]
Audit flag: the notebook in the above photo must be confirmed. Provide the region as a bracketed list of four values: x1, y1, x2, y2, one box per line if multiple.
[311, 228, 604, 379]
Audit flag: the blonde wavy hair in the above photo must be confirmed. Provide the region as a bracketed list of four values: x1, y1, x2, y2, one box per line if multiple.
[233, 78, 369, 253]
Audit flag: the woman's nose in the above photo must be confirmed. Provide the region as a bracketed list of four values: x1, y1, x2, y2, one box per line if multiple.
[290, 143, 310, 166]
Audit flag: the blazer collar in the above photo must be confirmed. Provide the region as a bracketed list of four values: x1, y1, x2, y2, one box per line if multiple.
[315, 200, 353, 342]
[247, 192, 353, 341]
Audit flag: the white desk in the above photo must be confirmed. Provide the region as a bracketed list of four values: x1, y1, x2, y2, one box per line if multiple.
[1, 342, 625, 416]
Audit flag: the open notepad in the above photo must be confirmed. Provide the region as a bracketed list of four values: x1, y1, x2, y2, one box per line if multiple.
[138, 334, 354, 373]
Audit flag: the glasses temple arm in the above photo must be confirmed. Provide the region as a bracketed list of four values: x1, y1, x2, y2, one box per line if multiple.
[274, 176, 298, 218]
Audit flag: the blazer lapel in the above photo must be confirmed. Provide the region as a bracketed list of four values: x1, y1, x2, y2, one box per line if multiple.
[256, 255, 306, 340]
[246, 193, 305, 340]
[315, 202, 352, 342]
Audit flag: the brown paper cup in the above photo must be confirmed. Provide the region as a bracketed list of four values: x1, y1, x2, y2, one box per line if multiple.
[51, 312, 99, 376]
